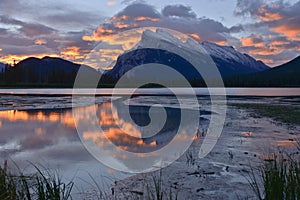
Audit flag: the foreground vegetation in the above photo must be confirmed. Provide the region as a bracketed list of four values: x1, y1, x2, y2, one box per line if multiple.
[0, 161, 178, 200]
[249, 151, 300, 200]
[0, 161, 73, 200]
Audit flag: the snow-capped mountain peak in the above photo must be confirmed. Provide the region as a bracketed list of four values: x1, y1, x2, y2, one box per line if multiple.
[106, 29, 269, 78]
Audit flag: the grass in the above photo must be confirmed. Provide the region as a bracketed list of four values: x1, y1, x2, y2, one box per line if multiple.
[230, 103, 300, 125]
[248, 153, 300, 200]
[146, 170, 178, 200]
[0, 161, 74, 200]
[0, 161, 19, 200]
[33, 164, 73, 200]
[1, 161, 179, 200]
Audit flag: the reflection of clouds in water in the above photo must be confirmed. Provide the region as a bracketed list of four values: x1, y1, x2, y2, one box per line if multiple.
[0, 110, 75, 128]
[75, 99, 201, 172]
[80, 101, 181, 153]
[0, 103, 133, 194]
[0, 98, 204, 173]
[0, 109, 78, 153]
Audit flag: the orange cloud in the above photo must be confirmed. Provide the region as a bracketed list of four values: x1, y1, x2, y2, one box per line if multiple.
[271, 24, 300, 40]
[188, 33, 201, 42]
[107, 1, 117, 6]
[82, 26, 115, 42]
[257, 5, 283, 22]
[240, 35, 264, 47]
[248, 48, 282, 56]
[34, 39, 47, 45]
[83, 34, 141, 68]
[135, 16, 160, 22]
[60, 46, 86, 61]
[215, 40, 229, 46]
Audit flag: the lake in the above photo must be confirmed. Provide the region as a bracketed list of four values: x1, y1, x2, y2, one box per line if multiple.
[0, 88, 300, 96]
[0, 88, 299, 198]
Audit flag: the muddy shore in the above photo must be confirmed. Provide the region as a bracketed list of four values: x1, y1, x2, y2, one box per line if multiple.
[112, 99, 300, 199]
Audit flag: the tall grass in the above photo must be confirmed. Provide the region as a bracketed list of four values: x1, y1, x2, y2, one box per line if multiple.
[0, 161, 74, 200]
[146, 170, 178, 200]
[0, 160, 19, 200]
[33, 164, 73, 200]
[249, 153, 300, 200]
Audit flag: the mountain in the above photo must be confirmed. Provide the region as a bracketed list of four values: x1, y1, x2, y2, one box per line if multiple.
[1, 57, 99, 87]
[104, 29, 269, 81]
[202, 42, 269, 76]
[225, 56, 300, 87]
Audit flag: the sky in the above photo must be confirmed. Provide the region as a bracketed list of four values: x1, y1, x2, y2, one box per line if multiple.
[0, 0, 299, 67]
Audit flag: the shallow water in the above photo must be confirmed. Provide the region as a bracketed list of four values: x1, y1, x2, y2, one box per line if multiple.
[0, 93, 299, 198]
[0, 87, 300, 96]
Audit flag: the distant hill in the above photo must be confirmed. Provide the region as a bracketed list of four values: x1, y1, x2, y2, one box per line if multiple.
[0, 57, 99, 87]
[225, 56, 300, 87]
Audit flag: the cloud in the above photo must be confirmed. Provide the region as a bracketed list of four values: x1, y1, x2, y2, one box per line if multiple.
[116, 3, 161, 19]
[83, 2, 235, 45]
[0, 27, 8, 34]
[239, 33, 300, 65]
[0, 15, 56, 37]
[0, 13, 92, 64]
[229, 24, 244, 33]
[162, 5, 197, 18]
[19, 23, 56, 37]
[240, 34, 264, 47]
[34, 39, 47, 45]
[107, 1, 117, 6]
[235, 0, 300, 40]
[234, 0, 300, 66]
[39, 11, 104, 31]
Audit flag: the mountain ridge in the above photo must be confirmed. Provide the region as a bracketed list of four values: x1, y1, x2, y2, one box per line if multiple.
[104, 29, 269, 79]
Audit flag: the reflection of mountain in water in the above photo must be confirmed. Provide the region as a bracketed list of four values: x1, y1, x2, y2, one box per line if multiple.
[115, 100, 181, 153]
[95, 101, 182, 153]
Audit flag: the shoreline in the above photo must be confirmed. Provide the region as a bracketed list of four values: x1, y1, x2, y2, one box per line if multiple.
[111, 105, 300, 199]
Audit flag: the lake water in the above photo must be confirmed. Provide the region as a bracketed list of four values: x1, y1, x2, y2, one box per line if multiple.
[0, 88, 300, 96]
[0, 88, 299, 198]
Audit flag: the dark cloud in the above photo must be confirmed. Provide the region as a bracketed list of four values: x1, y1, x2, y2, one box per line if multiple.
[116, 3, 161, 18]
[39, 10, 104, 30]
[162, 5, 196, 18]
[0, 33, 33, 47]
[84, 3, 235, 44]
[0, 15, 56, 37]
[0, 15, 24, 25]
[0, 27, 8, 34]
[229, 24, 244, 33]
[235, 0, 265, 16]
[19, 23, 56, 37]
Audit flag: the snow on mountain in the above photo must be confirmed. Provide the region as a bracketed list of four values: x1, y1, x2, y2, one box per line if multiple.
[133, 29, 206, 55]
[105, 29, 269, 78]
[201, 41, 269, 72]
